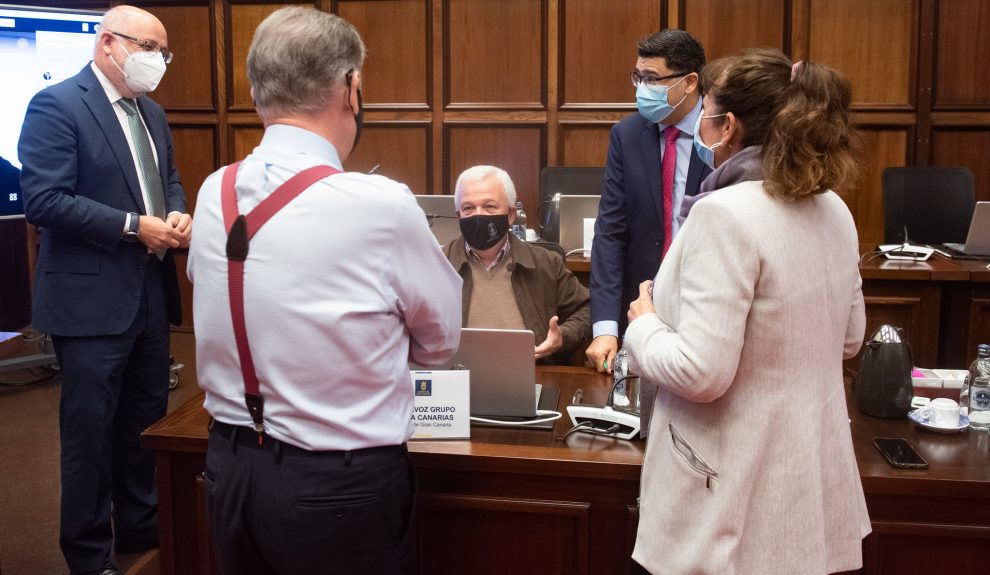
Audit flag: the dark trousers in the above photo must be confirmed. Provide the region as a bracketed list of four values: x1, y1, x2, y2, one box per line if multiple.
[205, 422, 417, 575]
[54, 258, 169, 574]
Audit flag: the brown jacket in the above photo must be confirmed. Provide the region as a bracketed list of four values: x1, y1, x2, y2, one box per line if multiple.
[444, 234, 591, 362]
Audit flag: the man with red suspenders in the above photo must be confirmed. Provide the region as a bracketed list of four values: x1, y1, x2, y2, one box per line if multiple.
[186, 7, 462, 574]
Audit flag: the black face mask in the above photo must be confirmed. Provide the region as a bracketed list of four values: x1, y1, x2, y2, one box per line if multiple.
[346, 70, 363, 150]
[459, 214, 510, 251]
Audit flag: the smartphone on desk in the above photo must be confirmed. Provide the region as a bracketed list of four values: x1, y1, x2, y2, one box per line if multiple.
[873, 437, 929, 469]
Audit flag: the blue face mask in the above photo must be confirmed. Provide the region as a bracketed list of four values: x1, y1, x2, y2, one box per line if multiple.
[636, 75, 688, 124]
[692, 111, 726, 170]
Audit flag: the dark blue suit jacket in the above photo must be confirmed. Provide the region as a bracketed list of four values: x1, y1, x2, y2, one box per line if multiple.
[590, 112, 711, 332]
[19, 64, 185, 336]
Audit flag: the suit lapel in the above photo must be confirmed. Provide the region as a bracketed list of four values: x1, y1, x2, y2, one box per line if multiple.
[640, 122, 663, 224]
[77, 66, 145, 211]
[686, 147, 712, 197]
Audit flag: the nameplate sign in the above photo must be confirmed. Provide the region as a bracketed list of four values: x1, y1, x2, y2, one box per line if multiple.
[410, 370, 470, 439]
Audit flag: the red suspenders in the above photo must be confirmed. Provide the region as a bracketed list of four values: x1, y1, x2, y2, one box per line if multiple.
[220, 161, 342, 443]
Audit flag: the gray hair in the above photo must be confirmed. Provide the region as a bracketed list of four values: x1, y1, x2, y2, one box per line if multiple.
[247, 7, 365, 117]
[453, 165, 517, 209]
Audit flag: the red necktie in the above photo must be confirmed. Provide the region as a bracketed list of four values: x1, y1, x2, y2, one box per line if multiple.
[661, 127, 680, 259]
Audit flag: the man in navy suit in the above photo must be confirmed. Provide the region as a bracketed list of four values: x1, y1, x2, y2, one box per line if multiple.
[18, 6, 189, 574]
[586, 30, 710, 372]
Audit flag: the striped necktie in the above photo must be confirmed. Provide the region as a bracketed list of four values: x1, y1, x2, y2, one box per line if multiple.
[118, 98, 166, 220]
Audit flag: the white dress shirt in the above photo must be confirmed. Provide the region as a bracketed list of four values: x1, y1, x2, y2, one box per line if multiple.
[660, 97, 703, 239]
[188, 124, 462, 451]
[90, 62, 168, 229]
[592, 98, 703, 340]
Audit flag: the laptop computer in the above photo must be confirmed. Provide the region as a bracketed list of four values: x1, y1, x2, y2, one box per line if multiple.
[414, 195, 461, 246]
[557, 194, 600, 254]
[942, 201, 990, 257]
[444, 328, 559, 427]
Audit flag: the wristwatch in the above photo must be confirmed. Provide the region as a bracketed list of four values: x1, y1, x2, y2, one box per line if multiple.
[122, 213, 140, 242]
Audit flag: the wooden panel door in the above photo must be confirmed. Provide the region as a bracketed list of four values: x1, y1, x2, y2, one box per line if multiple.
[807, 0, 916, 109]
[682, 0, 787, 60]
[446, 0, 545, 109]
[934, 0, 990, 108]
[559, 0, 661, 108]
[339, 0, 430, 109]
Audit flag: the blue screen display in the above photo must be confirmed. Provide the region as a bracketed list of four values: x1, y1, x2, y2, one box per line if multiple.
[0, 4, 103, 218]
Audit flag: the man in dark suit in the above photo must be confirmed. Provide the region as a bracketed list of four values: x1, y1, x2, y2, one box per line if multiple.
[586, 29, 710, 373]
[18, 6, 189, 575]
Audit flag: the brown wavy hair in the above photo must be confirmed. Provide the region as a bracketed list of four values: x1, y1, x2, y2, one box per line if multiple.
[702, 48, 861, 200]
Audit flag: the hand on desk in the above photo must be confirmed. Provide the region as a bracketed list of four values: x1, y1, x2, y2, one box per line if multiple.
[535, 315, 562, 359]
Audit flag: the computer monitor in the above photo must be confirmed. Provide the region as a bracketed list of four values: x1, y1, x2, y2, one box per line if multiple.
[0, 4, 104, 219]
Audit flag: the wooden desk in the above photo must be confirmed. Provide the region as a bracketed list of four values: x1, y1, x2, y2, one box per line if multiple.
[143, 368, 990, 575]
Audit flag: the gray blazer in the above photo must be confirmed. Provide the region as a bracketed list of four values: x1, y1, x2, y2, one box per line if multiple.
[625, 180, 870, 574]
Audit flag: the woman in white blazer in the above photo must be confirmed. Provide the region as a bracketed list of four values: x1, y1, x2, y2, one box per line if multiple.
[625, 49, 870, 575]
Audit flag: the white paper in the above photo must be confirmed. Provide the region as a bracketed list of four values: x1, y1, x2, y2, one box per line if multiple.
[583, 218, 595, 257]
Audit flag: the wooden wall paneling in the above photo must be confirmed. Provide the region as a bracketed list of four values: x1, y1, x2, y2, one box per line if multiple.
[558, 122, 610, 167]
[430, 0, 445, 193]
[808, 0, 916, 109]
[229, 124, 265, 162]
[226, 3, 313, 112]
[681, 0, 788, 60]
[338, 0, 430, 110]
[170, 125, 219, 215]
[417, 494, 590, 575]
[169, 125, 216, 330]
[344, 124, 431, 195]
[559, 0, 662, 109]
[142, 3, 215, 110]
[445, 0, 545, 109]
[446, 125, 545, 215]
[847, 126, 911, 246]
[931, 128, 990, 203]
[969, 288, 990, 359]
[933, 0, 990, 108]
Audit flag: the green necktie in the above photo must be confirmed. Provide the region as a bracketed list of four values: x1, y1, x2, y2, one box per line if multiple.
[118, 98, 166, 220]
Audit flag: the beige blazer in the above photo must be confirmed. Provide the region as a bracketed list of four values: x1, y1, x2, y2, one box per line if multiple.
[625, 181, 870, 575]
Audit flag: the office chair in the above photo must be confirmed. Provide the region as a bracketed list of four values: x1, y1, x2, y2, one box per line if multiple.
[528, 240, 567, 259]
[538, 166, 604, 243]
[883, 166, 975, 245]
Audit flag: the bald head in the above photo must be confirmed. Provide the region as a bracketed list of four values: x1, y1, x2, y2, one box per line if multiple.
[94, 5, 169, 98]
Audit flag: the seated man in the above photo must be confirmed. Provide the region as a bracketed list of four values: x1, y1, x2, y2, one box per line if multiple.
[444, 165, 591, 362]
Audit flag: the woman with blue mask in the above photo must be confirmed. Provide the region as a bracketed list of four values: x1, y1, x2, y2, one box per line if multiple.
[625, 48, 869, 574]
[676, 52, 793, 225]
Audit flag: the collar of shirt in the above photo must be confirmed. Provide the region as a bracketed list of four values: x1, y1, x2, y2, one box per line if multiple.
[255, 124, 343, 170]
[660, 96, 703, 137]
[90, 61, 125, 105]
[465, 236, 512, 272]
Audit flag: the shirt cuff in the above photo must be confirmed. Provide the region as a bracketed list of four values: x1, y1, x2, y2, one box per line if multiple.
[592, 320, 619, 339]
[124, 212, 132, 233]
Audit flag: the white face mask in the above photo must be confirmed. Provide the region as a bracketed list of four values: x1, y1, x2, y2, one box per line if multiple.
[110, 37, 167, 94]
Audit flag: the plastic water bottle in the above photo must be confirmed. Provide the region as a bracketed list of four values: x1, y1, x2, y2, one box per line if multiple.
[963, 343, 990, 430]
[512, 200, 528, 240]
[611, 348, 630, 408]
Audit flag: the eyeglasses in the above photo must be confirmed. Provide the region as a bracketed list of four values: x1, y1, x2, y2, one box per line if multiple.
[630, 70, 688, 88]
[700, 112, 727, 121]
[111, 31, 173, 64]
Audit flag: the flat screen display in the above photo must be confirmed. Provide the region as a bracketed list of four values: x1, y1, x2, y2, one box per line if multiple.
[0, 4, 103, 219]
